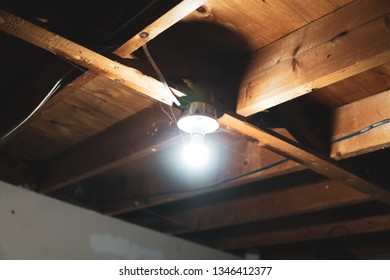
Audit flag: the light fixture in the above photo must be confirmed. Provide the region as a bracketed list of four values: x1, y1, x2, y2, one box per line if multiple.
[177, 102, 219, 168]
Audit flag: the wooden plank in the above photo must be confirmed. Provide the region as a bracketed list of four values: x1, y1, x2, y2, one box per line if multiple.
[38, 72, 99, 113]
[24, 75, 157, 156]
[1, 0, 204, 154]
[109, 55, 223, 79]
[28, 0, 208, 119]
[215, 213, 390, 249]
[0, 0, 202, 148]
[161, 178, 372, 235]
[0, 10, 185, 106]
[236, 0, 390, 116]
[307, 63, 390, 108]
[218, 114, 390, 205]
[0, 0, 200, 152]
[0, 74, 158, 162]
[330, 90, 390, 160]
[39, 105, 182, 193]
[114, 0, 207, 58]
[183, 0, 354, 55]
[100, 149, 303, 216]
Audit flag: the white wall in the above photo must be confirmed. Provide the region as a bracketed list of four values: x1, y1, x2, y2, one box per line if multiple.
[0, 181, 237, 260]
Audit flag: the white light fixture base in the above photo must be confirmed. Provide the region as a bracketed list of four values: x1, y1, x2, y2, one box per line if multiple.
[177, 102, 219, 135]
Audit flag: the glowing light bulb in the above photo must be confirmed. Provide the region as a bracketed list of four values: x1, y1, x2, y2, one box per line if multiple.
[182, 133, 209, 168]
[177, 102, 219, 169]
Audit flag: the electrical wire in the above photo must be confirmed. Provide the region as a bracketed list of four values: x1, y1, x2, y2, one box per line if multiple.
[142, 44, 181, 106]
[104, 0, 160, 42]
[58, 57, 88, 73]
[0, 73, 69, 143]
[330, 119, 390, 143]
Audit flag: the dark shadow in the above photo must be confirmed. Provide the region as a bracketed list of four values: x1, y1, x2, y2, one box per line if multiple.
[270, 94, 333, 153]
[131, 19, 252, 113]
[0, 33, 80, 143]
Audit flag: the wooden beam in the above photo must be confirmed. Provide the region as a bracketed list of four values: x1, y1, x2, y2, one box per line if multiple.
[39, 105, 181, 193]
[215, 213, 390, 249]
[100, 143, 303, 216]
[38, 72, 99, 113]
[0, 0, 207, 139]
[330, 90, 390, 160]
[160, 178, 372, 235]
[236, 0, 390, 116]
[218, 114, 390, 205]
[114, 0, 207, 58]
[25, 0, 208, 119]
[108, 55, 222, 79]
[0, 10, 185, 106]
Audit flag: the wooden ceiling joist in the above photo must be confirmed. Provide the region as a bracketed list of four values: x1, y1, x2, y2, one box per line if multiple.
[1, 2, 388, 225]
[330, 90, 390, 160]
[39, 105, 181, 193]
[114, 0, 207, 57]
[0, 9, 185, 106]
[152, 177, 372, 235]
[31, 0, 207, 119]
[101, 150, 302, 216]
[236, 0, 390, 116]
[214, 213, 390, 249]
[219, 114, 390, 205]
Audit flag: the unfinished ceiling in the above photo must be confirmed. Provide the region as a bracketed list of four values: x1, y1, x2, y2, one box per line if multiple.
[0, 0, 389, 259]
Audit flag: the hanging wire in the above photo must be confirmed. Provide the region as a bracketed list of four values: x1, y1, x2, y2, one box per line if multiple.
[142, 44, 181, 106]
[0, 70, 74, 143]
[58, 57, 88, 73]
[141, 43, 185, 144]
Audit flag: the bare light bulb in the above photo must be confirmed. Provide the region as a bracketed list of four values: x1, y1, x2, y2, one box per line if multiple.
[177, 102, 219, 169]
[182, 133, 209, 168]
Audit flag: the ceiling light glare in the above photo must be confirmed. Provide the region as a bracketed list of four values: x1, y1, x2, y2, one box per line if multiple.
[181, 133, 209, 168]
[177, 102, 219, 169]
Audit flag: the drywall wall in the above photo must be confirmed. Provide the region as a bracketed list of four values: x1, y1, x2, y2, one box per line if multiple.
[0, 181, 236, 260]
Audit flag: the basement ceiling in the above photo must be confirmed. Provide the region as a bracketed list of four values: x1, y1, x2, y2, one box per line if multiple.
[0, 0, 389, 259]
